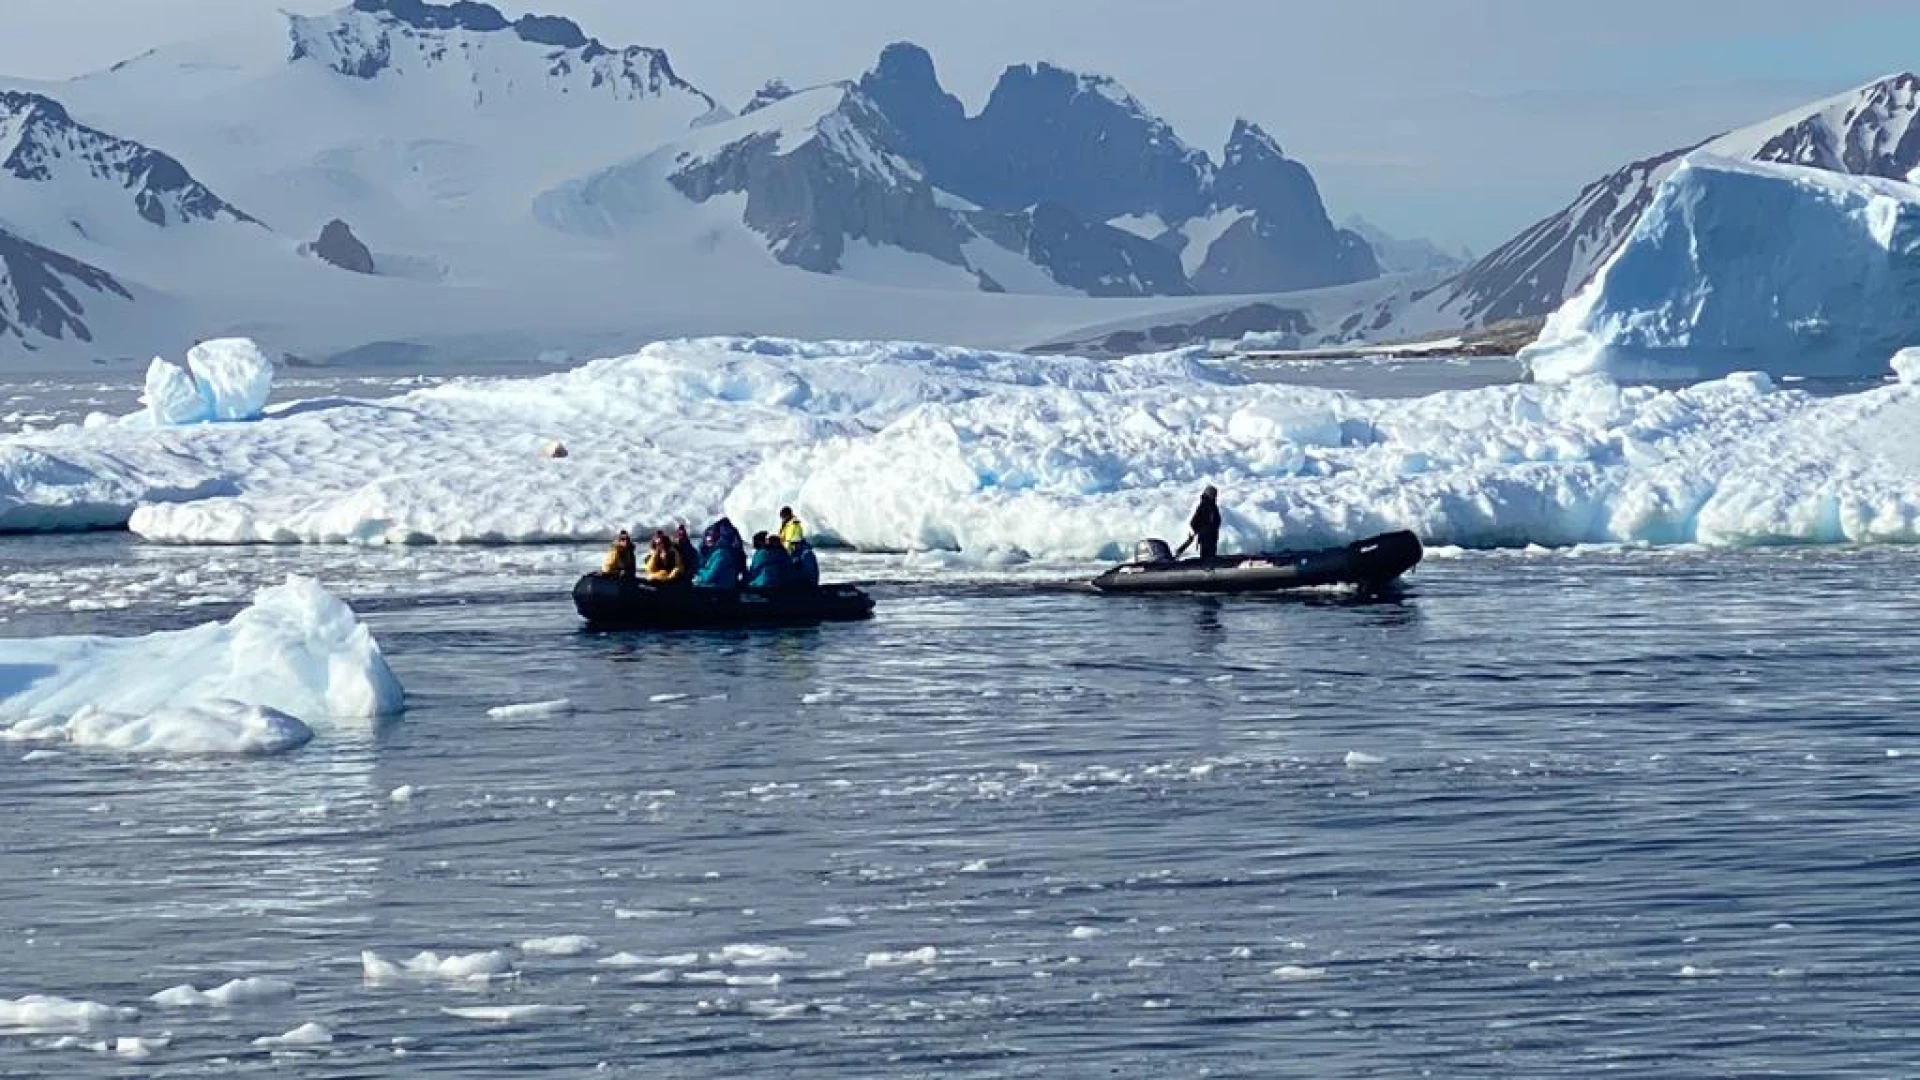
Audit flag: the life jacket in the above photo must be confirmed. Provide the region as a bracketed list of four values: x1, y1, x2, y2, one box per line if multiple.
[779, 517, 805, 547]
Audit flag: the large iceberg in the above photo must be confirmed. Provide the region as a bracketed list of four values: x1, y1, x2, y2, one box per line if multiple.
[0, 576, 404, 755]
[1522, 157, 1920, 383]
[139, 338, 276, 426]
[2, 336, 1919, 553]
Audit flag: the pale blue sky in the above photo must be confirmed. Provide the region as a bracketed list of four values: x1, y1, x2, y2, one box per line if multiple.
[3, 0, 1914, 250]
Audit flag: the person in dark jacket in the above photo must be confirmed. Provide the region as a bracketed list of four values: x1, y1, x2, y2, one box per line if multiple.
[1183, 485, 1222, 559]
[672, 523, 699, 576]
[789, 539, 820, 589]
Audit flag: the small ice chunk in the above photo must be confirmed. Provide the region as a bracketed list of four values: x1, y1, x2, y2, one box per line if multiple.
[486, 699, 573, 719]
[1343, 751, 1385, 768]
[440, 1004, 581, 1022]
[865, 947, 939, 968]
[519, 935, 598, 957]
[0, 994, 129, 1033]
[149, 977, 296, 1008]
[361, 949, 513, 985]
[113, 1035, 170, 1058]
[253, 1022, 333, 1048]
[1069, 926, 1104, 940]
[713, 944, 803, 968]
[648, 693, 690, 704]
[1271, 965, 1328, 981]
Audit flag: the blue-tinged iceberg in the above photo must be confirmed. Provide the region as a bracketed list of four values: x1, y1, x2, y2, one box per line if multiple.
[1523, 156, 1920, 383]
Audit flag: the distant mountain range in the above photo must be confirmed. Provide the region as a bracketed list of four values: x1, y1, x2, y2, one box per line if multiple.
[1043, 72, 1920, 356]
[1, 0, 1911, 368]
[0, 0, 1429, 367]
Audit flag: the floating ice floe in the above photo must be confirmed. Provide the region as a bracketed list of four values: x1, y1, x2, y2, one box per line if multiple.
[1, 335, 1918, 551]
[486, 699, 573, 719]
[149, 977, 296, 1009]
[361, 949, 515, 986]
[253, 1022, 333, 1049]
[0, 995, 132, 1033]
[518, 935, 599, 957]
[0, 576, 402, 756]
[1524, 157, 1920, 383]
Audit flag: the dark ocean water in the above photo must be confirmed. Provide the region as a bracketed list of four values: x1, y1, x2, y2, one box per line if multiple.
[2, 539, 1918, 1077]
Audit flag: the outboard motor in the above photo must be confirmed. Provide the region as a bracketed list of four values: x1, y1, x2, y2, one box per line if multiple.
[1135, 538, 1174, 564]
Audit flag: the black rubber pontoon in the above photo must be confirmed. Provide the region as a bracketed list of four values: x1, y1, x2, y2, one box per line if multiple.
[573, 575, 875, 630]
[1090, 530, 1422, 594]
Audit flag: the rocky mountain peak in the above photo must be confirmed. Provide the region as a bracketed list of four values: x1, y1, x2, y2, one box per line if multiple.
[742, 79, 795, 115]
[290, 0, 718, 115]
[0, 90, 255, 229]
[1223, 118, 1286, 168]
[308, 219, 377, 275]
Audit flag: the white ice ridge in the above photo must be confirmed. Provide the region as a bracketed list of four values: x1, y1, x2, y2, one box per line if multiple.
[0, 576, 403, 754]
[1, 335, 1919, 552]
[1524, 157, 1920, 383]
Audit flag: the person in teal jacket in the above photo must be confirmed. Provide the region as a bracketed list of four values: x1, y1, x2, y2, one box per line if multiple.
[746, 532, 793, 590]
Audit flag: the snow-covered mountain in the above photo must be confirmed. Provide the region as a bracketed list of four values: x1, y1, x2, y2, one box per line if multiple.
[545, 80, 1192, 297]
[1411, 73, 1920, 335]
[859, 43, 1378, 295]
[0, 0, 1384, 367]
[0, 224, 131, 349]
[1341, 216, 1468, 276]
[0, 91, 254, 235]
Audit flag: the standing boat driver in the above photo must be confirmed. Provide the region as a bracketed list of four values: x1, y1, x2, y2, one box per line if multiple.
[1179, 485, 1223, 560]
[778, 506, 805, 548]
[602, 530, 638, 579]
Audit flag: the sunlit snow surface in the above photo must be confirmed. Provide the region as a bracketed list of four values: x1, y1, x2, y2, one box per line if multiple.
[2, 336, 1917, 552]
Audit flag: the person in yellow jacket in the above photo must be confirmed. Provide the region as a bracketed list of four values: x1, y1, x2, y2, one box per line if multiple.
[602, 530, 637, 579]
[644, 530, 685, 584]
[778, 506, 805, 548]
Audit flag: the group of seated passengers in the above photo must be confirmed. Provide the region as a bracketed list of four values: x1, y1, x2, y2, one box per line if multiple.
[603, 507, 818, 591]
